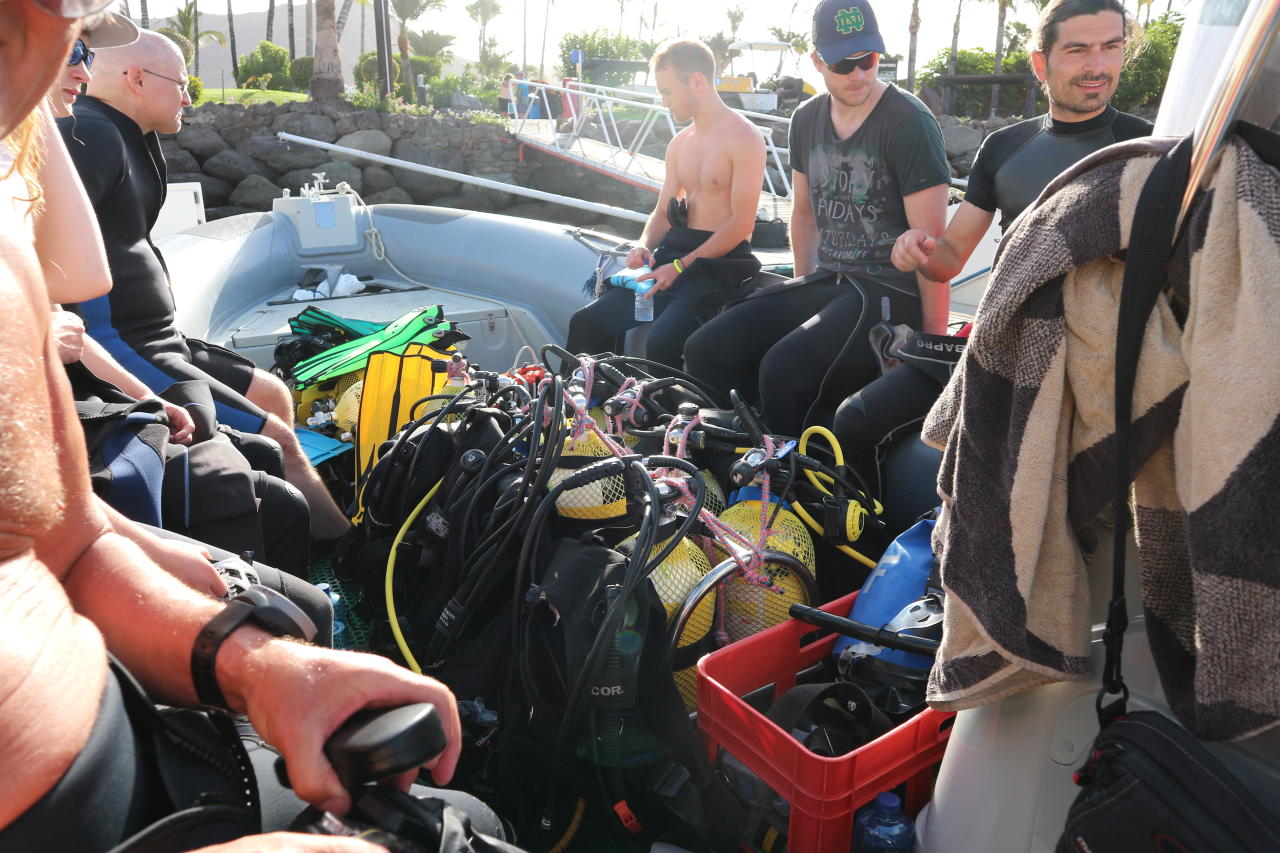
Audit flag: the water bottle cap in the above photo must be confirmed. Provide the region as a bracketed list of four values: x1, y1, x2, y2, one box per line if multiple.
[875, 791, 902, 813]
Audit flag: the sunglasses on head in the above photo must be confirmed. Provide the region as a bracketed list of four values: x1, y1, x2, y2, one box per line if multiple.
[68, 38, 95, 70]
[829, 53, 877, 75]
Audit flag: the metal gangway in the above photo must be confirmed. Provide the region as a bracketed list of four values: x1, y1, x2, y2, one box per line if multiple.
[511, 78, 795, 227]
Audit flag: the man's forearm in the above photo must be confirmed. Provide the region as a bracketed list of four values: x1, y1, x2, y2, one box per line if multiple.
[80, 336, 155, 400]
[918, 236, 967, 283]
[790, 214, 818, 277]
[638, 207, 672, 253]
[918, 275, 951, 335]
[60, 529, 223, 707]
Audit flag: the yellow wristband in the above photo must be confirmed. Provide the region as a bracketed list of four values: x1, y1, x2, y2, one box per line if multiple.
[672, 258, 685, 274]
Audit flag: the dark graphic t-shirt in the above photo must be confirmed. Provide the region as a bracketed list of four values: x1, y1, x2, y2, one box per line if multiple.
[789, 87, 949, 291]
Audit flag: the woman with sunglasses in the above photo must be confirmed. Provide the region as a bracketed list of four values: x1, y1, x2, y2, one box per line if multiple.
[684, 0, 951, 443]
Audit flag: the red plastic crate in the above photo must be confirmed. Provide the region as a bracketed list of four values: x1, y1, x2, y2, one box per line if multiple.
[697, 591, 955, 853]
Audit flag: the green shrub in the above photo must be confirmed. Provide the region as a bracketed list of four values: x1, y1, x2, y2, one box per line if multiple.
[290, 55, 315, 91]
[396, 55, 445, 101]
[558, 29, 658, 88]
[236, 40, 292, 89]
[187, 73, 204, 104]
[354, 51, 399, 90]
[917, 47, 1036, 118]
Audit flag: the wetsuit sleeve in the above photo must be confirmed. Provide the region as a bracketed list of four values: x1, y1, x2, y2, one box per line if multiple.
[56, 113, 126, 207]
[890, 109, 950, 196]
[963, 134, 1000, 213]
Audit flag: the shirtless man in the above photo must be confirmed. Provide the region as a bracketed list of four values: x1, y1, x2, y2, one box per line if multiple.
[565, 38, 765, 369]
[0, 3, 463, 848]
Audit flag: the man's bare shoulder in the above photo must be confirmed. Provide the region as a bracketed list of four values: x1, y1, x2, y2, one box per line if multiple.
[725, 112, 765, 145]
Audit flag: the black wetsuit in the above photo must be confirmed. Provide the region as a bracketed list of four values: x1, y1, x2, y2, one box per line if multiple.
[831, 104, 1152, 493]
[59, 97, 269, 434]
[566, 201, 759, 368]
[684, 88, 950, 437]
[964, 104, 1153, 229]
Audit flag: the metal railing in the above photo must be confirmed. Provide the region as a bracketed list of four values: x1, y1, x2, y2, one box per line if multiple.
[510, 78, 793, 202]
[275, 132, 649, 224]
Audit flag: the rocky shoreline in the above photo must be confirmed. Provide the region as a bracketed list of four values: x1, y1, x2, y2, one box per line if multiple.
[171, 100, 1017, 237]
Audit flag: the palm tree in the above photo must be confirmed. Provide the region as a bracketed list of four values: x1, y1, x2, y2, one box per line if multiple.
[391, 0, 446, 97]
[288, 0, 296, 58]
[409, 29, 455, 59]
[616, 0, 625, 36]
[311, 0, 344, 99]
[538, 0, 553, 79]
[306, 0, 314, 56]
[906, 0, 920, 90]
[944, 0, 963, 113]
[265, 0, 275, 43]
[226, 0, 240, 80]
[989, 0, 1011, 117]
[358, 0, 371, 55]
[159, 0, 226, 75]
[476, 36, 509, 77]
[727, 6, 744, 40]
[138, 0, 148, 28]
[466, 0, 501, 69]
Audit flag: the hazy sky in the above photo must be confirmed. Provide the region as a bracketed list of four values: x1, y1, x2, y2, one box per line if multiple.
[135, 0, 1041, 76]
[132, 0, 1188, 84]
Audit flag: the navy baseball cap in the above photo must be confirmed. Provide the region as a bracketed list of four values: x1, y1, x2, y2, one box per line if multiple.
[811, 0, 886, 64]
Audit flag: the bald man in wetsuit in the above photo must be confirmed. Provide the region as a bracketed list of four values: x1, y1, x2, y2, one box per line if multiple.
[60, 31, 350, 539]
[891, 0, 1152, 280]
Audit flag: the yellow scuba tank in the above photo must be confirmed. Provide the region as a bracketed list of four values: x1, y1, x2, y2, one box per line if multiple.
[547, 425, 631, 523]
[333, 378, 363, 440]
[354, 341, 459, 485]
[620, 527, 715, 712]
[712, 487, 817, 642]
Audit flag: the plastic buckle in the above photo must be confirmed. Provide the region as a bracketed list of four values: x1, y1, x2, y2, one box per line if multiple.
[612, 800, 643, 834]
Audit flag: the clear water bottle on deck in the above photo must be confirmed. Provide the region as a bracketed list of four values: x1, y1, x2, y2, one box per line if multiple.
[316, 582, 348, 649]
[634, 290, 654, 323]
[852, 792, 915, 851]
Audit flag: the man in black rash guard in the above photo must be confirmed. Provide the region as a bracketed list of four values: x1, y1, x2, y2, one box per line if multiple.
[891, 0, 1152, 280]
[683, 0, 949, 438]
[831, 0, 1152, 499]
[60, 30, 351, 539]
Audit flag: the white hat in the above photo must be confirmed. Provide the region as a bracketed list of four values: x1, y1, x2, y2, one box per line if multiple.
[81, 11, 140, 48]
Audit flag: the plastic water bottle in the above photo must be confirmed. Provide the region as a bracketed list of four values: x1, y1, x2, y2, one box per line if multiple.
[852, 792, 915, 851]
[634, 291, 654, 322]
[316, 583, 348, 649]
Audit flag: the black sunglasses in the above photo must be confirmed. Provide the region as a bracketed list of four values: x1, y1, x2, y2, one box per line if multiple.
[68, 38, 95, 70]
[829, 53, 877, 75]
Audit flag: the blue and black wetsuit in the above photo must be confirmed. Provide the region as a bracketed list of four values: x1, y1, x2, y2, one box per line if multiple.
[58, 97, 268, 433]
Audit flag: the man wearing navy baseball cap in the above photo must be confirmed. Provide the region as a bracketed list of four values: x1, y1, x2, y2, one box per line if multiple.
[685, 0, 950, 439]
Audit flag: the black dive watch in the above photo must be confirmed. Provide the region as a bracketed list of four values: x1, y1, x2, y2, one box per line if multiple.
[191, 585, 317, 711]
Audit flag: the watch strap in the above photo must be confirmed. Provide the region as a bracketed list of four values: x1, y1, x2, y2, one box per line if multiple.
[191, 585, 317, 712]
